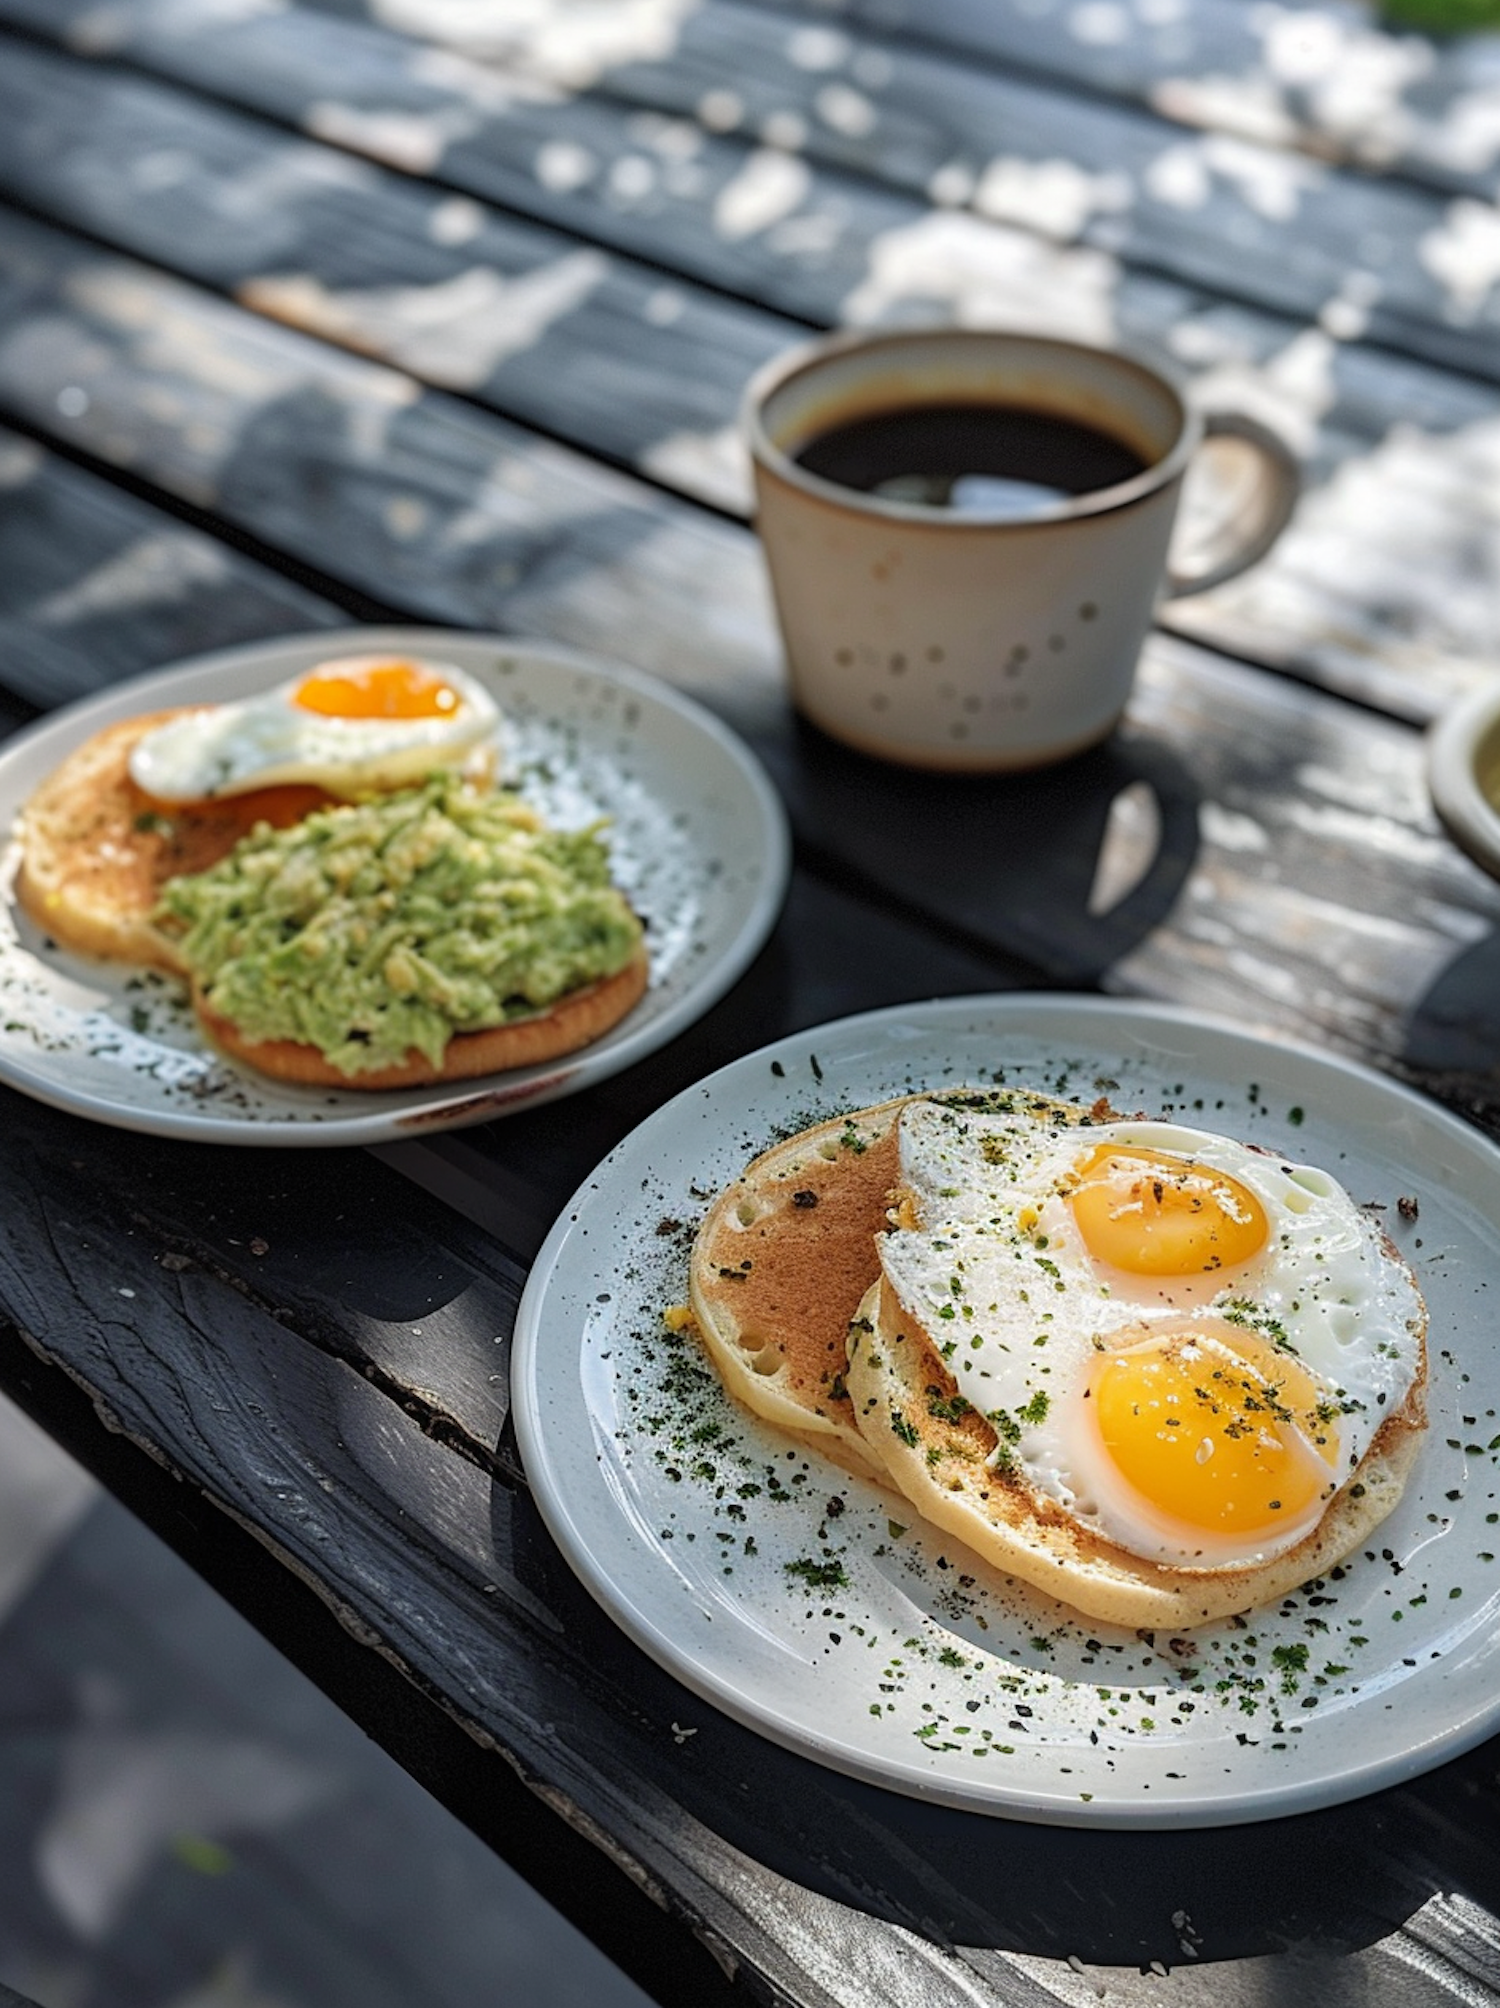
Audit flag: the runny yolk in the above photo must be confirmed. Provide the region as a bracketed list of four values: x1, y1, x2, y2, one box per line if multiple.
[1087, 1329, 1337, 1543]
[1067, 1143, 1268, 1277]
[293, 659, 461, 720]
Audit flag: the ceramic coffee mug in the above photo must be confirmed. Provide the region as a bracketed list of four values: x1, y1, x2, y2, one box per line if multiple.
[744, 327, 1298, 771]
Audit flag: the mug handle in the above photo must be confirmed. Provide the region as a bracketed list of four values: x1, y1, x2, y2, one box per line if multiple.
[1162, 411, 1300, 599]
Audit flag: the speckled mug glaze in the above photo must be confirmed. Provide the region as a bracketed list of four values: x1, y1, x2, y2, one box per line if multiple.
[746, 328, 1296, 771]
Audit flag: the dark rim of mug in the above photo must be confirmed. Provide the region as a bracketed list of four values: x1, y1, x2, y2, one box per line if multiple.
[743, 326, 1197, 527]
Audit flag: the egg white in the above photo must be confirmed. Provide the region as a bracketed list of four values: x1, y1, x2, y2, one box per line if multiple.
[878, 1097, 1424, 1570]
[126, 658, 501, 802]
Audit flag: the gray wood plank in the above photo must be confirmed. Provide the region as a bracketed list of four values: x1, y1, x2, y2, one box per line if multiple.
[0, 226, 1498, 2008]
[5, 1125, 1500, 2008]
[0, 1412, 657, 2008]
[0, 425, 1046, 1395]
[298, 0, 1500, 204]
[83, 0, 1494, 377]
[3, 30, 1498, 725]
[0, 428, 344, 710]
[7, 427, 1498, 1235]
[0, 38, 786, 516]
[4, 0, 1497, 382]
[499, 0, 1500, 374]
[4, 1055, 1500, 2008]
[0, 1127, 1026, 2008]
[0, 15, 1496, 2003]
[749, 625, 1500, 1142]
[2, 227, 1498, 1143]
[0, 211, 787, 720]
[734, 0, 1500, 201]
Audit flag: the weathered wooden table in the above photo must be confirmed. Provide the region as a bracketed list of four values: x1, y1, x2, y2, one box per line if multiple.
[3, 2, 1500, 2002]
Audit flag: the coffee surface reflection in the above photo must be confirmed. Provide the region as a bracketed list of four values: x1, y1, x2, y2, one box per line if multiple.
[793, 402, 1148, 517]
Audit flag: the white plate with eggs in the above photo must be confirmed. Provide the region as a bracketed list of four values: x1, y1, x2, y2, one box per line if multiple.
[513, 995, 1500, 1826]
[0, 628, 789, 1144]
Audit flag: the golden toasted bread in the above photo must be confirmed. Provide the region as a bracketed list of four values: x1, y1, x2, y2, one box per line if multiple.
[14, 709, 649, 1091]
[688, 1100, 914, 1483]
[13, 710, 330, 971]
[846, 1267, 1427, 1629]
[191, 946, 649, 1089]
[690, 1088, 1430, 1628]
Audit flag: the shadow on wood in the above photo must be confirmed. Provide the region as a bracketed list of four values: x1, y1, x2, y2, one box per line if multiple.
[492, 1477, 1500, 1972]
[753, 715, 1202, 987]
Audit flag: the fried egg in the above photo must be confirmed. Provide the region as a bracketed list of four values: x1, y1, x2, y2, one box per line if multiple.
[879, 1096, 1424, 1572]
[126, 655, 501, 802]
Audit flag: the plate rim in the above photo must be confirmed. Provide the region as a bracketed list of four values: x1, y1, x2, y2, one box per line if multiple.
[0, 626, 791, 1146]
[513, 990, 1500, 1828]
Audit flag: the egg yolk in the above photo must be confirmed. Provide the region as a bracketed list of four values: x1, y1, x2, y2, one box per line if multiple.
[1087, 1329, 1337, 1545]
[1067, 1144, 1268, 1277]
[293, 660, 462, 720]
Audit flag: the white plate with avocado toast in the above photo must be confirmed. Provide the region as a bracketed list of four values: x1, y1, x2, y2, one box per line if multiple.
[513, 996, 1500, 1826]
[0, 628, 789, 1144]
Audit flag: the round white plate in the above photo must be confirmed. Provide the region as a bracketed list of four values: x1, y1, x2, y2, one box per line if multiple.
[513, 995, 1500, 1827]
[0, 628, 788, 1145]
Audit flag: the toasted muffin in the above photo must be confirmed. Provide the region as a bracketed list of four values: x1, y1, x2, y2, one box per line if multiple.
[13, 711, 649, 1091]
[153, 773, 648, 1089]
[847, 1274, 1426, 1630]
[688, 1100, 914, 1482]
[846, 1091, 1429, 1628]
[190, 946, 648, 1089]
[13, 710, 330, 972]
[688, 1087, 1430, 1628]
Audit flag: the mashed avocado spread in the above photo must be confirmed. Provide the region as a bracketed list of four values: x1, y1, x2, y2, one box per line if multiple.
[155, 776, 643, 1074]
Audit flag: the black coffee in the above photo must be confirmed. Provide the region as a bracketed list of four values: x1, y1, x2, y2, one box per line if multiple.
[793, 401, 1148, 516]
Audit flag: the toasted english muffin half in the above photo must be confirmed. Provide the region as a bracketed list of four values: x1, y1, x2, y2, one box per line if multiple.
[688, 1099, 920, 1483]
[12, 711, 330, 972]
[687, 1088, 1119, 1483]
[15, 711, 647, 1090]
[690, 1086, 1430, 1628]
[846, 1248, 1428, 1631]
[191, 945, 649, 1090]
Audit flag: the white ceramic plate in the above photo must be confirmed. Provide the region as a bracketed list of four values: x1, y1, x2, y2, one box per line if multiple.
[514, 995, 1500, 1828]
[0, 628, 789, 1145]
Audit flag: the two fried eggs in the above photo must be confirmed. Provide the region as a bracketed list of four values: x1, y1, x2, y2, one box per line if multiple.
[879, 1097, 1425, 1574]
